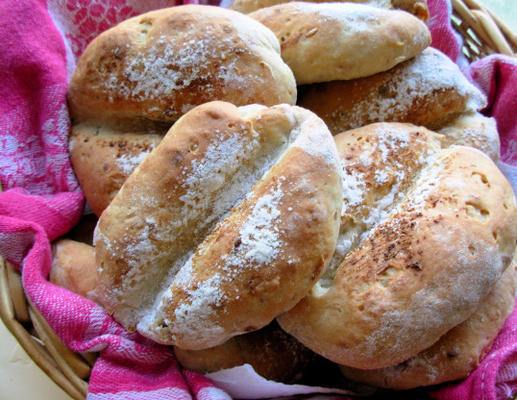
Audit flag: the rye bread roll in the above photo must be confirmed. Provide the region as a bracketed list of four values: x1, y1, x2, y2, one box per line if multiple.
[174, 321, 315, 383]
[249, 2, 431, 84]
[232, 0, 429, 20]
[94, 101, 342, 349]
[297, 48, 487, 135]
[339, 255, 517, 389]
[68, 5, 296, 130]
[277, 122, 517, 369]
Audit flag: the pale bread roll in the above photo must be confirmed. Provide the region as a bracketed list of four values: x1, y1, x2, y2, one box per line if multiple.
[69, 126, 163, 216]
[95, 101, 342, 349]
[174, 322, 315, 382]
[232, 0, 429, 20]
[297, 48, 487, 135]
[249, 2, 431, 84]
[278, 123, 517, 369]
[50, 239, 98, 301]
[339, 255, 517, 389]
[439, 112, 500, 162]
[68, 5, 296, 130]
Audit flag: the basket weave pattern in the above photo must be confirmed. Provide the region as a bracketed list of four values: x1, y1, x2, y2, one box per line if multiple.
[0, 1, 516, 399]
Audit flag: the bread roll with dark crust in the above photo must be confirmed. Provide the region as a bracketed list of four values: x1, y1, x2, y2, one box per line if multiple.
[232, 0, 429, 20]
[297, 48, 486, 134]
[250, 2, 431, 84]
[277, 122, 517, 370]
[69, 125, 163, 216]
[94, 101, 342, 349]
[68, 5, 296, 130]
[340, 255, 517, 389]
[174, 321, 315, 382]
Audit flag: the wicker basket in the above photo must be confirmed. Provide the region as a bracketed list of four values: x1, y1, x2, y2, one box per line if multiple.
[1, 1, 516, 399]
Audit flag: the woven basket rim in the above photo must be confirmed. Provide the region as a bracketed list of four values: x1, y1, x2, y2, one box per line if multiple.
[0, 1, 516, 399]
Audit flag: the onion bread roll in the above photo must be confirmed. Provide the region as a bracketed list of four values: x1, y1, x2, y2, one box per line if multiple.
[340, 256, 517, 389]
[94, 101, 342, 349]
[278, 122, 517, 369]
[297, 48, 487, 135]
[232, 0, 429, 20]
[250, 2, 431, 84]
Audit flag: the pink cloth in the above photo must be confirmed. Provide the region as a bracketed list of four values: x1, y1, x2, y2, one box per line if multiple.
[0, 0, 516, 399]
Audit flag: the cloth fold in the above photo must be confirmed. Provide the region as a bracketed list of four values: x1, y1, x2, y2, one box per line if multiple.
[0, 0, 516, 399]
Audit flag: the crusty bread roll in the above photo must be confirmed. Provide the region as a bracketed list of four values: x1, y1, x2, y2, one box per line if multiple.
[232, 0, 429, 20]
[50, 239, 98, 301]
[69, 126, 163, 216]
[68, 5, 296, 130]
[174, 321, 315, 382]
[95, 101, 342, 349]
[297, 47, 487, 134]
[70, 111, 499, 219]
[249, 2, 430, 84]
[340, 254, 517, 389]
[439, 112, 500, 162]
[277, 122, 517, 369]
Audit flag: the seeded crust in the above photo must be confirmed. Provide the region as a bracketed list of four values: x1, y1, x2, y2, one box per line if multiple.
[249, 2, 430, 84]
[277, 123, 517, 369]
[69, 125, 163, 216]
[67, 5, 296, 130]
[232, 0, 429, 20]
[94, 101, 342, 349]
[340, 255, 517, 389]
[174, 321, 315, 382]
[297, 48, 487, 135]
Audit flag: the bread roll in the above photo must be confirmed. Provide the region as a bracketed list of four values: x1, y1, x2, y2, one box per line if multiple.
[297, 48, 487, 134]
[95, 101, 342, 349]
[249, 2, 430, 84]
[174, 321, 315, 382]
[232, 0, 429, 20]
[68, 5, 296, 130]
[439, 112, 500, 162]
[340, 255, 517, 389]
[50, 239, 98, 301]
[69, 125, 163, 216]
[277, 122, 517, 369]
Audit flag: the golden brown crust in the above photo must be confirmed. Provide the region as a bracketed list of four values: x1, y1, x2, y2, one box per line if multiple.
[95, 101, 342, 349]
[250, 2, 430, 84]
[69, 124, 163, 216]
[297, 48, 487, 135]
[391, 0, 428, 19]
[340, 255, 517, 389]
[277, 123, 517, 369]
[50, 239, 98, 301]
[174, 322, 315, 382]
[68, 5, 296, 129]
[232, 0, 429, 20]
[439, 112, 500, 162]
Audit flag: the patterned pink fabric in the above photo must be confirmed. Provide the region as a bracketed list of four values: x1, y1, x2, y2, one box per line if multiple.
[0, 0, 516, 399]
